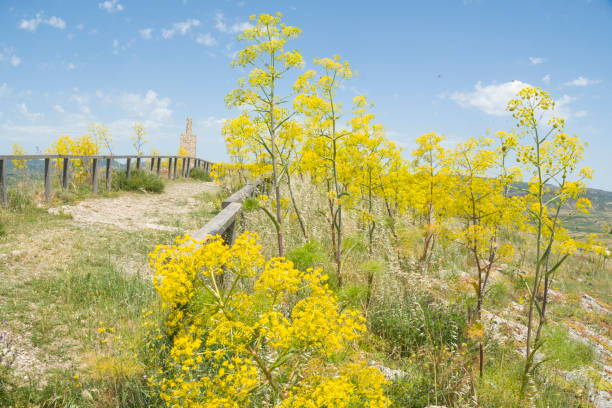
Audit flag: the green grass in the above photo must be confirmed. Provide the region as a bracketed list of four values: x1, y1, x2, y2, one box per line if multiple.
[542, 326, 594, 371]
[189, 167, 212, 182]
[477, 342, 592, 407]
[369, 292, 467, 357]
[112, 169, 164, 193]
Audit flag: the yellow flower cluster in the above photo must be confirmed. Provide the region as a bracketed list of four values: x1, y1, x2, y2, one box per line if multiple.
[46, 133, 101, 183]
[148, 231, 388, 407]
[11, 144, 27, 173]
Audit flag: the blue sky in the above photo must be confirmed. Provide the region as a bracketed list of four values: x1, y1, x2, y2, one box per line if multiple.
[1, 0, 611, 189]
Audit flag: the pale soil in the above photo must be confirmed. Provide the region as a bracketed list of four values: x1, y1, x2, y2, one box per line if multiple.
[0, 179, 221, 382]
[48, 180, 220, 232]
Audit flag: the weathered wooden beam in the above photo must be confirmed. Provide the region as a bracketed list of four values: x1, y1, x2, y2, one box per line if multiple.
[173, 157, 178, 180]
[44, 158, 52, 202]
[222, 182, 258, 209]
[167, 157, 172, 179]
[92, 158, 99, 195]
[190, 202, 242, 243]
[156, 157, 161, 176]
[62, 158, 70, 189]
[0, 159, 6, 207]
[186, 158, 191, 177]
[126, 158, 132, 180]
[150, 157, 154, 171]
[136, 157, 141, 170]
[105, 158, 112, 192]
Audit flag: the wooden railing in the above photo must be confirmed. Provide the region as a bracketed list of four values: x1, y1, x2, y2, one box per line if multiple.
[189, 179, 266, 247]
[0, 154, 214, 207]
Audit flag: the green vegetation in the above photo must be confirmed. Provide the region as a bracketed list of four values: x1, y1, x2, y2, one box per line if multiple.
[370, 294, 466, 357]
[189, 167, 212, 182]
[112, 169, 164, 193]
[542, 326, 594, 371]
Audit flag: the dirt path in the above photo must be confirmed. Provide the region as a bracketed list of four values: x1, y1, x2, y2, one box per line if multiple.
[48, 180, 220, 232]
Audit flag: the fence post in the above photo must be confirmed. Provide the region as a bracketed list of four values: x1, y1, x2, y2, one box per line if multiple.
[44, 158, 52, 202]
[167, 157, 172, 179]
[136, 157, 141, 170]
[62, 158, 70, 189]
[126, 158, 132, 180]
[173, 157, 178, 180]
[150, 157, 154, 171]
[0, 159, 6, 207]
[105, 158, 112, 192]
[186, 158, 191, 177]
[92, 158, 99, 195]
[156, 157, 161, 176]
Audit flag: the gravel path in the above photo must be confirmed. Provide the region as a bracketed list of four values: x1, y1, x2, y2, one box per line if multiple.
[48, 180, 220, 231]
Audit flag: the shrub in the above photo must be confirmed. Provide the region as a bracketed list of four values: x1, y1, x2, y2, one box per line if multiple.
[189, 168, 212, 182]
[113, 169, 164, 193]
[286, 240, 326, 272]
[369, 293, 466, 357]
[147, 232, 389, 407]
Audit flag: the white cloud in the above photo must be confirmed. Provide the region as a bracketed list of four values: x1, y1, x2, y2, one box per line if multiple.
[196, 116, 226, 128]
[574, 110, 588, 118]
[46, 16, 66, 29]
[0, 83, 10, 98]
[17, 103, 43, 121]
[67, 62, 75, 70]
[139, 28, 153, 40]
[450, 80, 531, 116]
[162, 19, 200, 39]
[18, 14, 66, 32]
[76, 23, 84, 30]
[553, 94, 587, 120]
[529, 56, 545, 65]
[214, 12, 253, 34]
[196, 33, 217, 46]
[0, 88, 181, 153]
[118, 90, 173, 124]
[18, 15, 42, 31]
[70, 90, 93, 116]
[0, 48, 21, 67]
[542, 74, 551, 85]
[98, 0, 124, 13]
[553, 94, 574, 118]
[563, 76, 602, 87]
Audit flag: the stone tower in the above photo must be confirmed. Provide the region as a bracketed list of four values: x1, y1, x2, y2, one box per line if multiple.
[180, 117, 197, 157]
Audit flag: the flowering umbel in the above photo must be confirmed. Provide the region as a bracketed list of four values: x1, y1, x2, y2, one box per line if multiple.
[148, 232, 389, 407]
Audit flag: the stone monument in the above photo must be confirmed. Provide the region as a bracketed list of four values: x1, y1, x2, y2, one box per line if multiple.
[180, 117, 197, 157]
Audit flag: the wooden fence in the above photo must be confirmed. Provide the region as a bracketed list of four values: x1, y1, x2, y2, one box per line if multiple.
[0, 154, 213, 207]
[189, 180, 264, 246]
